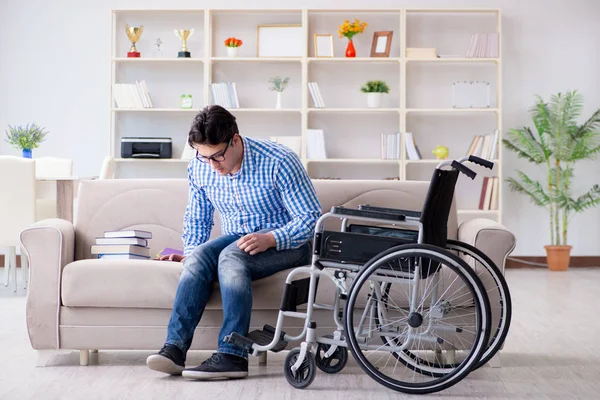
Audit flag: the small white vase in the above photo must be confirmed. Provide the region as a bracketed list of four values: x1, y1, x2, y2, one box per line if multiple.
[367, 92, 383, 108]
[276, 92, 283, 109]
[226, 47, 239, 58]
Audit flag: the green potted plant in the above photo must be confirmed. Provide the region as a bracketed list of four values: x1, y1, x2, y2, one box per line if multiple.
[360, 80, 389, 108]
[503, 90, 600, 271]
[5, 123, 49, 158]
[269, 76, 290, 109]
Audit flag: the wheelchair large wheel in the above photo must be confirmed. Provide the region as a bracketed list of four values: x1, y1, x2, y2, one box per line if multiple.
[446, 240, 512, 370]
[377, 240, 512, 375]
[344, 243, 491, 395]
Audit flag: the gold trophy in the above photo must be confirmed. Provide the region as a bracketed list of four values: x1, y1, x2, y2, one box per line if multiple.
[125, 24, 144, 57]
[174, 29, 194, 58]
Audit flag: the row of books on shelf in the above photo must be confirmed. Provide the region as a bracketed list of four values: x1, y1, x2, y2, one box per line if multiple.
[382, 132, 401, 160]
[113, 81, 154, 109]
[405, 130, 498, 161]
[210, 82, 240, 109]
[308, 82, 325, 108]
[479, 176, 499, 210]
[466, 130, 499, 159]
[466, 33, 499, 58]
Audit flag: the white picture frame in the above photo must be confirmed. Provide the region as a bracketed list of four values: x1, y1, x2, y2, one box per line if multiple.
[314, 34, 333, 57]
[257, 24, 303, 57]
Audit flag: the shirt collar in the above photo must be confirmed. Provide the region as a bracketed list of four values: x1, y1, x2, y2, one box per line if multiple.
[228, 135, 255, 178]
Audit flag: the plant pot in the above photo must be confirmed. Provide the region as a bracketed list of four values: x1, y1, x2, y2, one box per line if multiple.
[367, 93, 382, 108]
[22, 149, 32, 158]
[544, 245, 572, 271]
[226, 47, 239, 58]
[275, 92, 283, 109]
[345, 40, 356, 58]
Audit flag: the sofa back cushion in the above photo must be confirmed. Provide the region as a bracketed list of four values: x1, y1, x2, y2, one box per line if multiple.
[74, 178, 457, 260]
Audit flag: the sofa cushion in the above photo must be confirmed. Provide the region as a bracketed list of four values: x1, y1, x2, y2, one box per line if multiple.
[62, 259, 330, 310]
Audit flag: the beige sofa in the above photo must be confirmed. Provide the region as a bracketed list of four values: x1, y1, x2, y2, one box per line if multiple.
[20, 178, 515, 367]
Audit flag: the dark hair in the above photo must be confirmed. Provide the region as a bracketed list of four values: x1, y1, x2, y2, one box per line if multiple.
[188, 105, 238, 147]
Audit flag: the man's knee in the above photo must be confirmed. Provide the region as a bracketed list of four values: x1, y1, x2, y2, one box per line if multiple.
[182, 244, 218, 278]
[218, 246, 249, 288]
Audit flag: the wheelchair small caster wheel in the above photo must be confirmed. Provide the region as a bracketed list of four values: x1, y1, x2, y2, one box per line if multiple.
[316, 337, 348, 374]
[284, 348, 316, 389]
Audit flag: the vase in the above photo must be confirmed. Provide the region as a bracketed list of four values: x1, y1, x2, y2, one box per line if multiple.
[367, 93, 382, 108]
[545, 245, 572, 271]
[345, 40, 356, 58]
[226, 47, 239, 58]
[276, 92, 283, 109]
[22, 149, 32, 158]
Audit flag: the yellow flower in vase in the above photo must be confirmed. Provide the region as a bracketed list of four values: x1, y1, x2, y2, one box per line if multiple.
[338, 18, 367, 57]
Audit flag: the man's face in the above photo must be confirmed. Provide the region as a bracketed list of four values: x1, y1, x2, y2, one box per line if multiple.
[194, 135, 239, 176]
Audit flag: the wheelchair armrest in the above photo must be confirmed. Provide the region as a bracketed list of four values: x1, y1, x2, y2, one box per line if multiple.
[330, 206, 405, 222]
[358, 204, 422, 219]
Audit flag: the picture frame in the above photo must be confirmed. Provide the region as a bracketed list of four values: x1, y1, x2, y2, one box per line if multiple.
[370, 31, 393, 57]
[313, 34, 334, 57]
[256, 24, 303, 57]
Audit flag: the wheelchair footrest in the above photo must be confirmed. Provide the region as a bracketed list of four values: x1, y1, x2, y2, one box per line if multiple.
[225, 325, 288, 353]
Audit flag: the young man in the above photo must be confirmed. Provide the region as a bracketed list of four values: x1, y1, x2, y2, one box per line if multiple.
[146, 105, 321, 380]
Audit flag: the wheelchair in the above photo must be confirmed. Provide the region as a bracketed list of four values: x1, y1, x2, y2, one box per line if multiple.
[225, 155, 512, 395]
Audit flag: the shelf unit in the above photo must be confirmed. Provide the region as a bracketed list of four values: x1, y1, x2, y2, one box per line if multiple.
[110, 8, 502, 223]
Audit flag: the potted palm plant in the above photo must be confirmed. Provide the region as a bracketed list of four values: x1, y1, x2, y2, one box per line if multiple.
[5, 123, 49, 158]
[361, 80, 389, 108]
[504, 90, 600, 271]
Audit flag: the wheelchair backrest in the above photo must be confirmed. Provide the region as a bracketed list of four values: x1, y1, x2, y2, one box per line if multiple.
[419, 169, 460, 249]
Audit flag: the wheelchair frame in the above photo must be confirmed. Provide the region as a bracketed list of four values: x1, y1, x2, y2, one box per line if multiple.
[224, 156, 503, 394]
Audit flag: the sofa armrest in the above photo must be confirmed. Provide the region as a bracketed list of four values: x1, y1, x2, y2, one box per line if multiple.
[20, 218, 75, 350]
[458, 218, 516, 274]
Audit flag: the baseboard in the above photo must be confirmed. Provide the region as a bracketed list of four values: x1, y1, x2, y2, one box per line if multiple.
[0, 255, 22, 267]
[506, 256, 600, 268]
[4, 255, 597, 269]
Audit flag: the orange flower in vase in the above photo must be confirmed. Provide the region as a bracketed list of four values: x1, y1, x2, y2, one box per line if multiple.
[224, 37, 243, 57]
[337, 19, 368, 57]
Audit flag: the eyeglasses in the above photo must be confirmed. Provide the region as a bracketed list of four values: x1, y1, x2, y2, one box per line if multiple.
[195, 138, 233, 164]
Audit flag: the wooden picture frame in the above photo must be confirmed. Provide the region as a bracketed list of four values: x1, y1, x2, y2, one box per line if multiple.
[370, 31, 393, 57]
[313, 34, 334, 57]
[256, 24, 303, 57]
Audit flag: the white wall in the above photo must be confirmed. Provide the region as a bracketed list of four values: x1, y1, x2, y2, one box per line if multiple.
[1, 0, 599, 256]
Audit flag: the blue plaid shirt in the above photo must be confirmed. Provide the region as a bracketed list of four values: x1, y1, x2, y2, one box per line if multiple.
[182, 136, 322, 255]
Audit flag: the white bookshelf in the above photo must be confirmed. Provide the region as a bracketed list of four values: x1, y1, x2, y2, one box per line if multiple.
[110, 8, 503, 223]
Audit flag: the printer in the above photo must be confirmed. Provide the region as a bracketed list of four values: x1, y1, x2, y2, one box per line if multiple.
[121, 137, 172, 159]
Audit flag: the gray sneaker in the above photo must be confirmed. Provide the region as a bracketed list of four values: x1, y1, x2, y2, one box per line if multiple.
[182, 352, 248, 380]
[146, 344, 185, 375]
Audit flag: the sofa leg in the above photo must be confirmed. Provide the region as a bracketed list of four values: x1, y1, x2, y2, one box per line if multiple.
[488, 352, 502, 368]
[36, 349, 71, 367]
[80, 350, 89, 366]
[258, 352, 267, 366]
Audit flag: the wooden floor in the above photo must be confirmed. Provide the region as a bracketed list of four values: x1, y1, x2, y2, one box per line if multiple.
[1, 267, 599, 399]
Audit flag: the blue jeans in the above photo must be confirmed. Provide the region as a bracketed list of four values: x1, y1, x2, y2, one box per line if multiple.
[165, 231, 312, 359]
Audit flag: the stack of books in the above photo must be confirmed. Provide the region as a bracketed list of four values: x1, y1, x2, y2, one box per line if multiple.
[91, 229, 152, 260]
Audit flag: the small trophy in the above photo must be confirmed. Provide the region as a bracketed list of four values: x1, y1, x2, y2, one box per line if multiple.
[174, 28, 194, 58]
[125, 24, 144, 58]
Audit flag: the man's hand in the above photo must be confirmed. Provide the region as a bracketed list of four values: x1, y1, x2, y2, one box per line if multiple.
[237, 233, 277, 255]
[158, 254, 186, 262]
